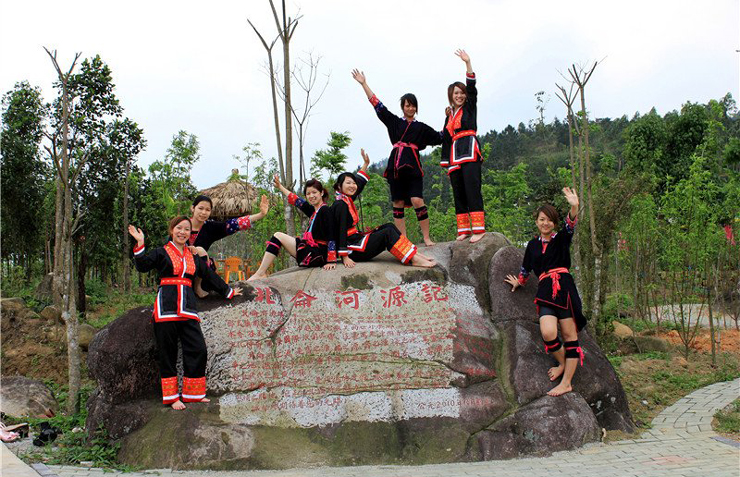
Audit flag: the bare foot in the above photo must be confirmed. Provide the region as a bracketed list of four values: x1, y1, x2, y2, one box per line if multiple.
[469, 233, 485, 243]
[247, 272, 267, 282]
[417, 251, 434, 261]
[199, 397, 210, 403]
[456, 234, 470, 242]
[548, 365, 564, 381]
[410, 254, 436, 268]
[194, 285, 209, 298]
[547, 382, 572, 397]
[171, 400, 186, 410]
[423, 238, 436, 246]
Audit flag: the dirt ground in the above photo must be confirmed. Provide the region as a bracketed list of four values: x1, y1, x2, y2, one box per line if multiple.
[657, 328, 740, 355]
[1, 306, 76, 385]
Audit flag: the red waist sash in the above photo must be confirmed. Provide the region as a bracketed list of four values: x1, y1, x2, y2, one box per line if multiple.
[160, 278, 192, 288]
[538, 267, 569, 300]
[392, 141, 419, 175]
[451, 129, 476, 142]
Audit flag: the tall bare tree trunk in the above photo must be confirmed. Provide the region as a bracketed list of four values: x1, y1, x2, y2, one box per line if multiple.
[122, 159, 131, 291]
[570, 61, 599, 317]
[52, 176, 64, 307]
[45, 48, 83, 414]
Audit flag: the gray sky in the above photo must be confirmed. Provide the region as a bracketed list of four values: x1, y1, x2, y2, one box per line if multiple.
[1, 0, 738, 189]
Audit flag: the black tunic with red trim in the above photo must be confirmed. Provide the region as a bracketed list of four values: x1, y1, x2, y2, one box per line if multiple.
[440, 73, 482, 174]
[287, 193, 337, 265]
[331, 170, 417, 263]
[518, 215, 587, 331]
[133, 241, 234, 322]
[368, 95, 442, 179]
[331, 170, 369, 257]
[188, 216, 252, 251]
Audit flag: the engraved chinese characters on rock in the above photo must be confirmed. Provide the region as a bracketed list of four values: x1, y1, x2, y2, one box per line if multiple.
[210, 282, 492, 426]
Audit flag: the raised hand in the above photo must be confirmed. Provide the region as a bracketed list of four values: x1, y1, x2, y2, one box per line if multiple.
[562, 187, 579, 208]
[455, 49, 470, 63]
[259, 194, 269, 215]
[361, 148, 370, 169]
[128, 225, 144, 244]
[351, 69, 366, 85]
[273, 173, 282, 190]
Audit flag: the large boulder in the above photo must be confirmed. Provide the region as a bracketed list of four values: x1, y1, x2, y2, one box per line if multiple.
[0, 376, 58, 418]
[87, 234, 633, 469]
[491, 247, 634, 432]
[471, 393, 601, 460]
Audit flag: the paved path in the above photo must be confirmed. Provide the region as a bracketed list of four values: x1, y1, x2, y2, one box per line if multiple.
[5, 378, 739, 477]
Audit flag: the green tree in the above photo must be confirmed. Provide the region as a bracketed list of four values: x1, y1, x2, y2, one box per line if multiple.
[148, 130, 200, 218]
[0, 81, 50, 277]
[310, 131, 351, 181]
[45, 49, 124, 414]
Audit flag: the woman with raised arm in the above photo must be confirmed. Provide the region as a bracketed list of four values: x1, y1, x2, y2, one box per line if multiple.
[351, 69, 442, 246]
[187, 194, 269, 295]
[503, 187, 585, 397]
[129, 216, 242, 410]
[332, 149, 437, 268]
[441, 49, 486, 243]
[248, 175, 337, 281]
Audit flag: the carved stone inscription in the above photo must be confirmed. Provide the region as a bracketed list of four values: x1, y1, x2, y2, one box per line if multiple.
[200, 282, 491, 427]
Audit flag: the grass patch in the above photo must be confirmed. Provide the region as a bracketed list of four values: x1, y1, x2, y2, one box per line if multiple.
[85, 288, 155, 328]
[713, 399, 740, 441]
[8, 383, 138, 471]
[613, 351, 740, 429]
[608, 351, 669, 368]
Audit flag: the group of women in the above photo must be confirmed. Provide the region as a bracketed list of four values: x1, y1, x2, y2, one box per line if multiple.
[129, 50, 587, 409]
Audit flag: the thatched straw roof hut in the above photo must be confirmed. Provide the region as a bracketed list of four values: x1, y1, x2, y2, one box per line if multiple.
[199, 169, 260, 219]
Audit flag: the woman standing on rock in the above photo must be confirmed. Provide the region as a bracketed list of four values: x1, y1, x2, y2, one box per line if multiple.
[504, 187, 585, 397]
[351, 69, 442, 246]
[248, 175, 337, 281]
[129, 217, 242, 410]
[441, 49, 485, 243]
[332, 149, 437, 268]
[188, 194, 269, 296]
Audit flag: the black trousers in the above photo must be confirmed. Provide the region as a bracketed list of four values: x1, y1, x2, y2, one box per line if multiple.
[449, 161, 484, 214]
[348, 224, 402, 262]
[153, 319, 207, 379]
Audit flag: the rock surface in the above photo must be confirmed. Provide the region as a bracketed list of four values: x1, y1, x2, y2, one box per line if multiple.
[78, 323, 98, 351]
[612, 321, 634, 339]
[40, 305, 63, 324]
[0, 376, 58, 418]
[87, 236, 633, 469]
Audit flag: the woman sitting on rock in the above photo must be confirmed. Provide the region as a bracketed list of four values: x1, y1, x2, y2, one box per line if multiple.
[129, 217, 242, 410]
[248, 175, 337, 281]
[504, 187, 585, 396]
[331, 149, 436, 268]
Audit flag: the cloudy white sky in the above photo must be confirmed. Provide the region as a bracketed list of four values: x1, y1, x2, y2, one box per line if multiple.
[1, 0, 738, 189]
